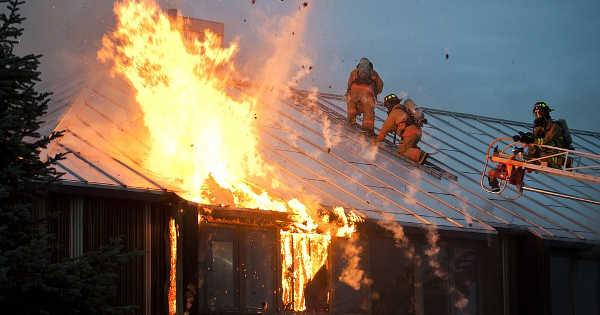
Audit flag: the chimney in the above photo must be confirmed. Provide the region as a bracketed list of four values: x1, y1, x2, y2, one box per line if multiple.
[167, 8, 178, 18]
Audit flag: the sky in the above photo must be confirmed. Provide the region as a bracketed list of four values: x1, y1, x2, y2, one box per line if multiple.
[16, 0, 600, 132]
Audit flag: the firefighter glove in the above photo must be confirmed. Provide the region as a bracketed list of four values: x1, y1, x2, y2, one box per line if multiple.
[515, 131, 534, 143]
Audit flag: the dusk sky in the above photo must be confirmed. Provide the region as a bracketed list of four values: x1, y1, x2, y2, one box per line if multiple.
[18, 0, 600, 132]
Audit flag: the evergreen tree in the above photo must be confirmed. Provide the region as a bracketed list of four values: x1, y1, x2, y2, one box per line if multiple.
[0, 1, 140, 314]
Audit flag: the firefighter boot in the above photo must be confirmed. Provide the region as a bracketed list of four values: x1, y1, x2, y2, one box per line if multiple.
[418, 152, 429, 165]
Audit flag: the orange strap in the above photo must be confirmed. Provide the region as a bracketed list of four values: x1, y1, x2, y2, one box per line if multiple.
[401, 128, 421, 138]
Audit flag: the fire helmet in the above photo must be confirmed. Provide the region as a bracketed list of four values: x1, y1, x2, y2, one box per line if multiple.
[383, 93, 401, 109]
[358, 57, 373, 69]
[533, 101, 552, 116]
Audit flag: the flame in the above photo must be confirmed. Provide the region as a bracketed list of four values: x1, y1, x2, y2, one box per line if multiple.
[98, 0, 278, 210]
[280, 231, 330, 311]
[333, 207, 363, 237]
[279, 208, 362, 310]
[168, 217, 177, 315]
[97, 1, 366, 311]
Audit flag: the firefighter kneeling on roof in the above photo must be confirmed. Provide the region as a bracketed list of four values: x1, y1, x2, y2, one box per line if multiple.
[374, 94, 429, 164]
[346, 57, 384, 136]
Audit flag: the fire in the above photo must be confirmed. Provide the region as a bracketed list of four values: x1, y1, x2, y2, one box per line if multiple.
[281, 231, 331, 311]
[333, 207, 363, 237]
[98, 0, 272, 209]
[98, 0, 364, 312]
[280, 208, 362, 310]
[168, 217, 177, 315]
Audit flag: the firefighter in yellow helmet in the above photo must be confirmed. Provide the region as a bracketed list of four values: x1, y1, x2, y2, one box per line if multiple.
[527, 101, 569, 167]
[345, 57, 384, 136]
[374, 95, 429, 164]
[488, 101, 569, 191]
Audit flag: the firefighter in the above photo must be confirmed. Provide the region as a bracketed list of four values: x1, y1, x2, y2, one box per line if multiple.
[528, 101, 568, 167]
[345, 57, 384, 136]
[374, 94, 429, 164]
[488, 101, 569, 191]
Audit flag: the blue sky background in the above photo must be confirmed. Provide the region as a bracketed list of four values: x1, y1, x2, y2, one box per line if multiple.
[17, 0, 600, 132]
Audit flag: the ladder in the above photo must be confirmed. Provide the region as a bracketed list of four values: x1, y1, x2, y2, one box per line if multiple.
[480, 137, 600, 205]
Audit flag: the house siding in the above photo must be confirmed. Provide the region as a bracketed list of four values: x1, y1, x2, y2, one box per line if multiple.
[43, 189, 599, 315]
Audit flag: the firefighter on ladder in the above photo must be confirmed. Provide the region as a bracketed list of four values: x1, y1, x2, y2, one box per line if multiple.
[345, 57, 384, 136]
[374, 94, 429, 164]
[488, 101, 570, 191]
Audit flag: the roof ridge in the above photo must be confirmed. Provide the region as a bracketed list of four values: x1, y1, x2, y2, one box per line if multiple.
[420, 107, 600, 138]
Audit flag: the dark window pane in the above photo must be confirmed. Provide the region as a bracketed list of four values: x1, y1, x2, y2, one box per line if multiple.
[332, 237, 369, 314]
[208, 240, 235, 310]
[551, 256, 571, 315]
[423, 246, 449, 315]
[453, 248, 478, 315]
[243, 230, 274, 312]
[574, 259, 599, 315]
[370, 237, 415, 315]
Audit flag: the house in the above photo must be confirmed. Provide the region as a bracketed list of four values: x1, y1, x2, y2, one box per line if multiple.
[34, 9, 599, 315]
[36, 73, 600, 314]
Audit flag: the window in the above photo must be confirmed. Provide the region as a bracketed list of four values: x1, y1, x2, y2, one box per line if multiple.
[332, 237, 369, 314]
[370, 237, 416, 314]
[574, 260, 599, 315]
[452, 248, 478, 315]
[413, 243, 482, 315]
[243, 230, 275, 311]
[421, 246, 449, 315]
[551, 256, 570, 314]
[551, 255, 600, 315]
[199, 226, 276, 313]
[209, 241, 235, 309]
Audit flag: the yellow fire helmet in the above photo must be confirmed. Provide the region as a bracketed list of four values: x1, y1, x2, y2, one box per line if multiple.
[533, 101, 552, 114]
[383, 93, 401, 108]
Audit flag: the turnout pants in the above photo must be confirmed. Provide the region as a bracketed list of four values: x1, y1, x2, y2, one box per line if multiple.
[346, 85, 375, 135]
[398, 126, 427, 163]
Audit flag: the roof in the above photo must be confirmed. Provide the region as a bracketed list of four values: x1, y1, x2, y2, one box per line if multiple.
[40, 79, 600, 242]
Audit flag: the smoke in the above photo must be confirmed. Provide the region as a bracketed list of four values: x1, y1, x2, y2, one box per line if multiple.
[338, 234, 371, 291]
[17, 0, 119, 84]
[450, 182, 473, 226]
[250, 2, 314, 111]
[355, 134, 379, 162]
[306, 88, 347, 152]
[378, 214, 415, 259]
[452, 287, 469, 310]
[424, 225, 446, 279]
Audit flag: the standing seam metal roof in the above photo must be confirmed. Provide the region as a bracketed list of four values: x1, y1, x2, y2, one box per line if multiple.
[40, 81, 600, 242]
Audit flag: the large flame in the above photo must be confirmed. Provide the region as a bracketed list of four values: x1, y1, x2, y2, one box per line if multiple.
[98, 0, 280, 210]
[98, 0, 363, 311]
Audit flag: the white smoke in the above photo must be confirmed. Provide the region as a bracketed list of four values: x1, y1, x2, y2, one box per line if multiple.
[338, 234, 372, 291]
